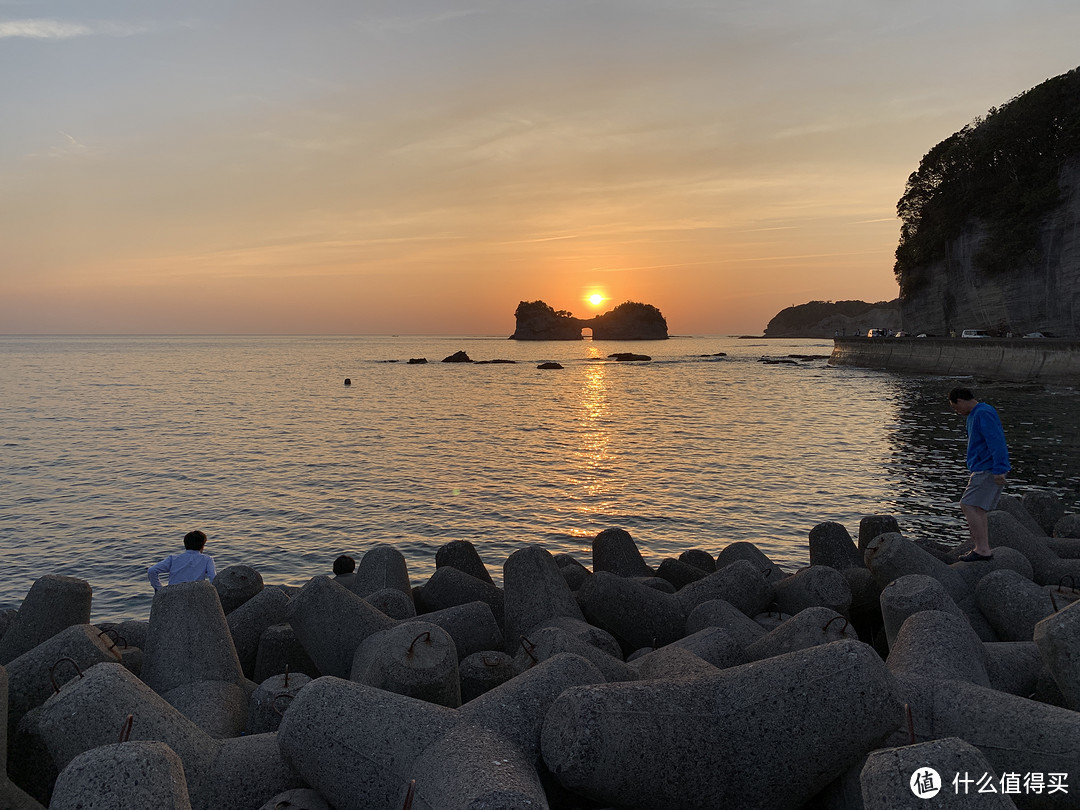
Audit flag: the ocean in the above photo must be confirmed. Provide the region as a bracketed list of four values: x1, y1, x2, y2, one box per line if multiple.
[3, 334, 1079, 622]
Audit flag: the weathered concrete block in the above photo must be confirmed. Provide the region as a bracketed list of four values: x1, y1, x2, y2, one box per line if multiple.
[253, 622, 320, 682]
[975, 569, 1055, 642]
[715, 541, 787, 583]
[49, 741, 192, 810]
[416, 565, 504, 627]
[408, 724, 549, 810]
[503, 545, 585, 653]
[592, 527, 653, 577]
[861, 737, 1017, 809]
[989, 510, 1080, 586]
[0, 576, 93, 665]
[528, 615, 622, 659]
[985, 641, 1043, 697]
[286, 575, 395, 679]
[555, 555, 591, 591]
[247, 670, 312, 734]
[1052, 514, 1080, 539]
[897, 674, 1080, 808]
[879, 574, 966, 647]
[1046, 536, 1080, 559]
[142, 580, 246, 695]
[350, 544, 413, 599]
[162, 680, 249, 739]
[1023, 490, 1066, 537]
[579, 571, 685, 654]
[364, 587, 417, 620]
[419, 600, 503, 661]
[745, 606, 858, 662]
[886, 610, 990, 687]
[435, 539, 494, 585]
[541, 639, 902, 809]
[512, 624, 631, 682]
[684, 598, 767, 647]
[226, 585, 289, 679]
[4, 624, 122, 737]
[809, 521, 864, 570]
[459, 652, 606, 766]
[36, 663, 217, 798]
[773, 565, 853, 616]
[678, 548, 716, 573]
[277, 676, 458, 810]
[628, 645, 720, 681]
[213, 564, 263, 615]
[656, 557, 709, 590]
[858, 515, 901, 556]
[676, 559, 774, 618]
[1033, 598, 1080, 711]
[351, 620, 461, 708]
[202, 732, 304, 810]
[0, 665, 48, 810]
[997, 493, 1047, 536]
[458, 651, 514, 703]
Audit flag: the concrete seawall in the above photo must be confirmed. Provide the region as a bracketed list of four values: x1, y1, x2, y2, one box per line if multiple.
[829, 337, 1080, 383]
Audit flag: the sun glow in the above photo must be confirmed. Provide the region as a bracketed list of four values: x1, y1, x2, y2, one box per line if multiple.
[587, 293, 606, 307]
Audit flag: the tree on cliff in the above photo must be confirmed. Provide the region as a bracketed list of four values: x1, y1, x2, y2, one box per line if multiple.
[894, 66, 1080, 296]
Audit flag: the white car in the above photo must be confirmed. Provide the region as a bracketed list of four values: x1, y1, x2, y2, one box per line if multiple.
[961, 329, 990, 338]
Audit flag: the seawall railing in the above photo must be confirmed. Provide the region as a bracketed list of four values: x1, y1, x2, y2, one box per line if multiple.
[829, 337, 1080, 384]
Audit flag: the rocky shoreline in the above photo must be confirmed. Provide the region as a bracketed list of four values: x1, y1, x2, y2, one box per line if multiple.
[3, 492, 1080, 809]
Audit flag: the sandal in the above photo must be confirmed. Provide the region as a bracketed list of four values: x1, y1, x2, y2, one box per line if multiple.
[958, 551, 994, 562]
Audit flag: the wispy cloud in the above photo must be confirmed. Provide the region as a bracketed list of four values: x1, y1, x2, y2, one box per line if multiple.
[0, 18, 154, 39]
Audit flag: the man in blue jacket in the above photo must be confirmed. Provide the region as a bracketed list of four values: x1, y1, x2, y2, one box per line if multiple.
[948, 387, 1010, 562]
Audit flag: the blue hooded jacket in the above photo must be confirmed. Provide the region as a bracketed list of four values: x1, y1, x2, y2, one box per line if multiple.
[966, 402, 1011, 475]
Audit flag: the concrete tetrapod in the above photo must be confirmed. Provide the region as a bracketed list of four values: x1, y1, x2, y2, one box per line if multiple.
[683, 598, 767, 647]
[896, 674, 1080, 810]
[809, 520, 864, 570]
[276, 676, 460, 810]
[743, 606, 858, 662]
[592, 527, 654, 577]
[141, 580, 247, 695]
[1033, 597, 1080, 711]
[540, 639, 902, 809]
[435, 539, 495, 585]
[502, 545, 585, 653]
[350, 543, 413, 599]
[226, 584, 290, 679]
[674, 559, 774, 618]
[350, 620, 461, 708]
[578, 570, 685, 654]
[885, 610, 991, 687]
[286, 575, 395, 678]
[879, 574, 967, 647]
[49, 741, 193, 810]
[0, 665, 47, 810]
[772, 564, 853, 616]
[861, 737, 1018, 809]
[0, 575, 93, 665]
[975, 569, 1055, 642]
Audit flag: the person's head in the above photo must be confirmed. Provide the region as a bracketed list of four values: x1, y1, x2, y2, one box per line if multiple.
[948, 387, 977, 415]
[184, 530, 207, 551]
[333, 554, 355, 576]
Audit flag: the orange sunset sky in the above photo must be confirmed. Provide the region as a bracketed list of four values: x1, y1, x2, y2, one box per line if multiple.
[2, 1, 1078, 336]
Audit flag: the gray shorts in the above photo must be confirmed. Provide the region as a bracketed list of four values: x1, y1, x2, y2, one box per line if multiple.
[960, 470, 1004, 511]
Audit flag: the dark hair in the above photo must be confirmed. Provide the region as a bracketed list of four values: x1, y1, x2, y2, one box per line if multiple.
[948, 387, 975, 403]
[333, 554, 355, 576]
[184, 530, 207, 550]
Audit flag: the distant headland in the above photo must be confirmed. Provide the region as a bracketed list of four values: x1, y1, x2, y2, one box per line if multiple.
[509, 300, 669, 340]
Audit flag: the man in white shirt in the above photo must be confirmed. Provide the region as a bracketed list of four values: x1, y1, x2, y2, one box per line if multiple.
[148, 530, 217, 590]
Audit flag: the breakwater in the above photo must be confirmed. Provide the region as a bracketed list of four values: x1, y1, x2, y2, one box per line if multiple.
[830, 337, 1080, 383]
[3, 496, 1080, 809]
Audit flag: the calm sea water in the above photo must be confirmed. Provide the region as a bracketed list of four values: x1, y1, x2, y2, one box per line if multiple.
[2, 334, 1079, 622]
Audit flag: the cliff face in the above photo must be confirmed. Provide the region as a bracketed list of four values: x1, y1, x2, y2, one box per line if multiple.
[764, 300, 901, 338]
[900, 158, 1080, 336]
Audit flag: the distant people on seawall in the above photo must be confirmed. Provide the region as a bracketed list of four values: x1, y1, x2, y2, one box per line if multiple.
[147, 530, 217, 591]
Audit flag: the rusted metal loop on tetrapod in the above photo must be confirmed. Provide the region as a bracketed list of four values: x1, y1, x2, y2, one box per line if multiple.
[481, 654, 502, 668]
[402, 779, 416, 810]
[118, 714, 134, 743]
[823, 616, 850, 636]
[519, 635, 538, 667]
[283, 663, 290, 688]
[761, 567, 772, 579]
[407, 631, 432, 657]
[49, 657, 85, 693]
[97, 627, 127, 650]
[271, 692, 295, 717]
[1058, 574, 1078, 593]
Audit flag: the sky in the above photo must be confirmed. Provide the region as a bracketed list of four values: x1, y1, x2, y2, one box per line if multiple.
[2, 1, 1078, 336]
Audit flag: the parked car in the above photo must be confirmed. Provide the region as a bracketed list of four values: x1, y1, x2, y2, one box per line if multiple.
[961, 329, 990, 338]
[1023, 332, 1046, 338]
[867, 329, 887, 338]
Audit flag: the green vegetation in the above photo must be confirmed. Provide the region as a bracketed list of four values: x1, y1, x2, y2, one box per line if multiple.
[894, 67, 1080, 296]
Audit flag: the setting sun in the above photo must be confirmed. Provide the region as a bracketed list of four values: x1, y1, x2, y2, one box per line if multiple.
[588, 293, 606, 307]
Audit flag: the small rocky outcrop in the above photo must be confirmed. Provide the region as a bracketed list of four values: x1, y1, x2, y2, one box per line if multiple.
[510, 300, 669, 341]
[763, 300, 901, 338]
[441, 351, 473, 363]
